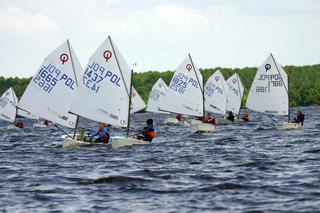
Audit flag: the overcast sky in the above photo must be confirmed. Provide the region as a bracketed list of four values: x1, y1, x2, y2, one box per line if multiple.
[0, 0, 319, 77]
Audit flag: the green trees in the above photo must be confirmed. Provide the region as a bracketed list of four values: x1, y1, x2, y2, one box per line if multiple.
[1, 64, 320, 107]
[0, 76, 31, 98]
[133, 65, 320, 107]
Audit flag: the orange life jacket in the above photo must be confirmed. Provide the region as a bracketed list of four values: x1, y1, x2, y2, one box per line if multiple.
[147, 130, 155, 139]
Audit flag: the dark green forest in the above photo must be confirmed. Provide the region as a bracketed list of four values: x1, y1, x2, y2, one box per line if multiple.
[1, 64, 320, 107]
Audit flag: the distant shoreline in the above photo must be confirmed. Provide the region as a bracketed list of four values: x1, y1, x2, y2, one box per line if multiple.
[1, 64, 320, 107]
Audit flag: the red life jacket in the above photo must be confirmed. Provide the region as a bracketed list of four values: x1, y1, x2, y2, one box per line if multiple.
[16, 122, 24, 128]
[98, 127, 109, 142]
[176, 114, 183, 121]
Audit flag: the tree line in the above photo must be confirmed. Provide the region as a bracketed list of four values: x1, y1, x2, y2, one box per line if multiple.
[1, 64, 320, 107]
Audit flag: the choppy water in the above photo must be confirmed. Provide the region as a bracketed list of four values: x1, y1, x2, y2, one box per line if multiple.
[0, 107, 320, 212]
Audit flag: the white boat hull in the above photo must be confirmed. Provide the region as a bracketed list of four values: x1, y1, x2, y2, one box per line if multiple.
[164, 117, 180, 125]
[7, 124, 21, 130]
[189, 119, 203, 125]
[183, 119, 203, 127]
[275, 122, 302, 130]
[191, 123, 216, 133]
[33, 123, 48, 128]
[216, 118, 233, 125]
[61, 135, 149, 148]
[216, 118, 240, 125]
[110, 137, 149, 148]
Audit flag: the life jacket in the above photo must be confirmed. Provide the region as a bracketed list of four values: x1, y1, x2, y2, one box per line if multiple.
[146, 126, 155, 139]
[98, 127, 109, 142]
[16, 122, 24, 128]
[176, 114, 183, 121]
[208, 117, 216, 125]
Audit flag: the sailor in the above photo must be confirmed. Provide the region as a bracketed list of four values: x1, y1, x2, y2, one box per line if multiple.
[176, 114, 184, 121]
[207, 113, 216, 125]
[242, 111, 249, 122]
[226, 111, 235, 122]
[44, 120, 51, 126]
[91, 122, 110, 143]
[294, 110, 305, 125]
[15, 120, 24, 128]
[136, 119, 156, 142]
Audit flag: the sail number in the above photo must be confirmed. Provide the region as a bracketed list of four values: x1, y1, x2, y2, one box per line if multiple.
[83, 61, 121, 93]
[228, 85, 239, 96]
[256, 74, 283, 93]
[170, 73, 199, 94]
[150, 89, 165, 102]
[0, 97, 13, 108]
[204, 82, 223, 97]
[33, 64, 76, 94]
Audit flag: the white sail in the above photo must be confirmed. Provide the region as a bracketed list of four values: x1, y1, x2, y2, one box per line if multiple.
[204, 70, 228, 115]
[159, 55, 203, 116]
[18, 40, 82, 128]
[226, 73, 244, 114]
[17, 109, 39, 120]
[0, 87, 17, 122]
[146, 78, 169, 114]
[246, 54, 288, 115]
[70, 36, 131, 127]
[131, 87, 146, 113]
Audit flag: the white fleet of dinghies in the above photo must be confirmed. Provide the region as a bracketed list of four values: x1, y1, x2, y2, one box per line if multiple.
[64, 36, 148, 148]
[226, 73, 244, 117]
[0, 87, 39, 129]
[159, 54, 215, 133]
[203, 70, 230, 125]
[18, 40, 81, 130]
[1, 39, 303, 145]
[246, 54, 301, 130]
[146, 78, 169, 114]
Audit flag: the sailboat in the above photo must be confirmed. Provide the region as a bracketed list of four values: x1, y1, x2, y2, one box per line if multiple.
[63, 36, 148, 148]
[131, 87, 146, 114]
[0, 87, 38, 129]
[146, 78, 169, 114]
[159, 54, 215, 133]
[0, 87, 19, 129]
[204, 70, 229, 125]
[226, 73, 244, 117]
[245, 54, 301, 130]
[18, 40, 82, 131]
[110, 86, 145, 129]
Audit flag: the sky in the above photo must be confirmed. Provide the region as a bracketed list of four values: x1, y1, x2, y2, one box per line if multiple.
[0, 0, 319, 77]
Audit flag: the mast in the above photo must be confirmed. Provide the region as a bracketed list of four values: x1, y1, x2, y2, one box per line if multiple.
[12, 88, 18, 124]
[108, 35, 132, 136]
[270, 53, 290, 123]
[127, 70, 133, 137]
[287, 70, 291, 123]
[66, 39, 79, 139]
[188, 53, 205, 118]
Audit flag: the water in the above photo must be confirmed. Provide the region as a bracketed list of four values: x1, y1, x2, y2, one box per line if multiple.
[1, 107, 320, 212]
